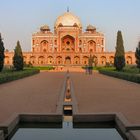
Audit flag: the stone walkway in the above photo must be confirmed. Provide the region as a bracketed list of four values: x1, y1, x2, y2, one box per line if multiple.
[0, 72, 65, 124]
[70, 72, 140, 124]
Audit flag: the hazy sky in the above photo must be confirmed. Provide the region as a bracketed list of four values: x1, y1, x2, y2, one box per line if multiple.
[0, 0, 140, 52]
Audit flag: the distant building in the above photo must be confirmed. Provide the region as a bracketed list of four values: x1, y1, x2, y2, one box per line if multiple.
[4, 11, 135, 66]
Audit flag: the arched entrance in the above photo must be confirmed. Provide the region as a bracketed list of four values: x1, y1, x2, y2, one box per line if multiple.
[100, 56, 106, 65]
[74, 56, 80, 65]
[61, 35, 75, 52]
[83, 56, 89, 65]
[38, 56, 45, 65]
[65, 56, 71, 65]
[56, 56, 63, 65]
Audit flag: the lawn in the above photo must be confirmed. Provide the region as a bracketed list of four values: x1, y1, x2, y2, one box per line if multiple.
[32, 66, 55, 70]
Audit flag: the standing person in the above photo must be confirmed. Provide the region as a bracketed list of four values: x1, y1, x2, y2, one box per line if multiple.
[85, 65, 88, 74]
[88, 55, 93, 75]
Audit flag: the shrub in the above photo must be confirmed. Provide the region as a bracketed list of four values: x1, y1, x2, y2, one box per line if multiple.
[0, 69, 40, 84]
[99, 69, 140, 83]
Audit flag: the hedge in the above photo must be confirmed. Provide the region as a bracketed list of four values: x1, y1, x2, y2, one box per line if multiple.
[33, 66, 54, 70]
[0, 69, 40, 84]
[99, 69, 140, 83]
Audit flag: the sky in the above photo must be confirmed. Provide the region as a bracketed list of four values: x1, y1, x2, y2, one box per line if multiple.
[0, 0, 140, 52]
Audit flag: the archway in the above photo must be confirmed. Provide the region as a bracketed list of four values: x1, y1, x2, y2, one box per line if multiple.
[83, 56, 89, 65]
[100, 56, 106, 65]
[109, 56, 114, 65]
[74, 56, 80, 65]
[30, 56, 36, 64]
[88, 40, 96, 53]
[56, 56, 63, 65]
[47, 56, 53, 64]
[40, 40, 48, 53]
[61, 35, 75, 52]
[38, 56, 45, 65]
[65, 56, 71, 65]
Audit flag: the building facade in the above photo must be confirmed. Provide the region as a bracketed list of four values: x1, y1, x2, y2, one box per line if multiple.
[4, 11, 135, 66]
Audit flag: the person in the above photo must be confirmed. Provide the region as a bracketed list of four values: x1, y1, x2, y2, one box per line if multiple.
[85, 65, 88, 74]
[88, 55, 93, 75]
[89, 66, 93, 75]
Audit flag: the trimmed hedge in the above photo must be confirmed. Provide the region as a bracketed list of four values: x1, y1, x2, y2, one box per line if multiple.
[0, 69, 40, 84]
[32, 66, 54, 70]
[99, 69, 140, 83]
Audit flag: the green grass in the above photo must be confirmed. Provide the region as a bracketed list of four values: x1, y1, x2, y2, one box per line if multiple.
[0, 68, 40, 84]
[32, 66, 54, 70]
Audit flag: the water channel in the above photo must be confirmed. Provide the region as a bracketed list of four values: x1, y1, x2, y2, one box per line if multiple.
[10, 115, 123, 140]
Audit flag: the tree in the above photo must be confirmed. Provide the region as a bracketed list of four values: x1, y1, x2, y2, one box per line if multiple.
[0, 33, 5, 72]
[135, 41, 140, 72]
[114, 31, 125, 71]
[13, 41, 24, 71]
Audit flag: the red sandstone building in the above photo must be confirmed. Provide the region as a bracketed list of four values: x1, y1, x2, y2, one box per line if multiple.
[4, 11, 135, 66]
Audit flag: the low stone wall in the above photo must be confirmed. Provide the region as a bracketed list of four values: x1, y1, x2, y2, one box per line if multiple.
[73, 113, 140, 140]
[128, 131, 140, 140]
[0, 131, 4, 140]
[0, 114, 63, 140]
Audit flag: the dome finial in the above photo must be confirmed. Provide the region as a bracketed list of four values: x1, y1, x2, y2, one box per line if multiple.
[67, 6, 69, 12]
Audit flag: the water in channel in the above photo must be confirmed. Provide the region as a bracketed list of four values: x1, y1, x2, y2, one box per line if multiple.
[11, 116, 123, 140]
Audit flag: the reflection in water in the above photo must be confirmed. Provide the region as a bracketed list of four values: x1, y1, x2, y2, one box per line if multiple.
[11, 116, 123, 140]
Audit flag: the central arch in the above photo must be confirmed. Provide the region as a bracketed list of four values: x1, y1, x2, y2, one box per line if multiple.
[65, 56, 71, 65]
[61, 35, 75, 52]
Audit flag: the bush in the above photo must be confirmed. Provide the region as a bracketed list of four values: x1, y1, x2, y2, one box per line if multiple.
[0, 69, 40, 84]
[99, 69, 140, 83]
[123, 66, 139, 74]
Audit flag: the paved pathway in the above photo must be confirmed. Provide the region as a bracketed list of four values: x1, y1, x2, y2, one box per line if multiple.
[0, 69, 140, 128]
[0, 72, 66, 124]
[70, 72, 140, 124]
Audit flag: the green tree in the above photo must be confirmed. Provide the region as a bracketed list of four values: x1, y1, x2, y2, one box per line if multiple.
[135, 41, 140, 72]
[0, 33, 5, 72]
[114, 31, 125, 71]
[13, 41, 24, 71]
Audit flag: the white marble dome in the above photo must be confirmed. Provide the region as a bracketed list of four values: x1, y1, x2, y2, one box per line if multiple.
[55, 12, 82, 28]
